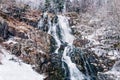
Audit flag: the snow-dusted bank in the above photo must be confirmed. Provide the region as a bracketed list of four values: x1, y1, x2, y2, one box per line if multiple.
[16, 0, 45, 9]
[0, 46, 45, 80]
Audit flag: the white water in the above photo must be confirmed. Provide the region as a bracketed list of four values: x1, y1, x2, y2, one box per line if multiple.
[62, 46, 85, 80]
[48, 15, 85, 80]
[58, 15, 74, 45]
[59, 15, 85, 80]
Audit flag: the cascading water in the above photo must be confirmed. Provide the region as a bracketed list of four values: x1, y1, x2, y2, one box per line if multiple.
[58, 15, 85, 80]
[43, 14, 87, 80]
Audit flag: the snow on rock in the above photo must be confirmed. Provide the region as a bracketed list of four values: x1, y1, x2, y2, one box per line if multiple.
[0, 46, 45, 80]
[107, 50, 120, 59]
[16, 0, 45, 9]
[4, 38, 17, 44]
[91, 47, 107, 56]
[98, 71, 120, 80]
[98, 60, 120, 80]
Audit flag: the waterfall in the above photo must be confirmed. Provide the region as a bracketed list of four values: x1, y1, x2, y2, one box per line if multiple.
[46, 15, 86, 80]
[58, 15, 85, 80]
[62, 47, 85, 80]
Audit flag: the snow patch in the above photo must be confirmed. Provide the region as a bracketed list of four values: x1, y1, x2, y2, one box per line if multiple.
[0, 46, 45, 80]
[4, 38, 17, 44]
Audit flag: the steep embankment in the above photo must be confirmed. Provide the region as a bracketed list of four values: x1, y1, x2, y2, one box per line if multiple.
[67, 7, 120, 80]
[0, 9, 52, 80]
[0, 46, 45, 80]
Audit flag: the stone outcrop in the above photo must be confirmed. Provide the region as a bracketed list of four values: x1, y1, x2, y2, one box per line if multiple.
[0, 10, 53, 78]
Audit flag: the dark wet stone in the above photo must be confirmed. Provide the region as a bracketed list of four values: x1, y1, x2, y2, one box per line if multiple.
[50, 36, 56, 53]
[0, 22, 9, 39]
[65, 78, 70, 80]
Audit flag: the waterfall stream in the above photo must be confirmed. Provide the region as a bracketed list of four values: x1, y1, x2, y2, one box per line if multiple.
[39, 14, 87, 80]
[58, 15, 85, 80]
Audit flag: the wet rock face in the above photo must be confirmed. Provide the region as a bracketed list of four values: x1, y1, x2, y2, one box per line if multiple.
[44, 53, 64, 80]
[70, 47, 116, 79]
[70, 48, 98, 79]
[44, 36, 65, 80]
[38, 14, 49, 32]
[0, 21, 9, 39]
[49, 36, 56, 53]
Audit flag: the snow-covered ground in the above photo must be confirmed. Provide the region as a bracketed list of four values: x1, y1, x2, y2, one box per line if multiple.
[98, 60, 120, 80]
[0, 46, 45, 80]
